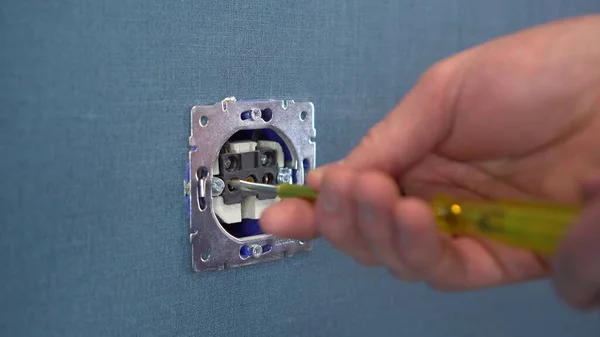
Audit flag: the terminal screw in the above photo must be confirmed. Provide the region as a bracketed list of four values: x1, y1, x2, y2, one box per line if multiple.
[211, 177, 225, 196]
[277, 168, 293, 184]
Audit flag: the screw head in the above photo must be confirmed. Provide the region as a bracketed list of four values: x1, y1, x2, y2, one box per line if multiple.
[250, 108, 262, 121]
[211, 177, 225, 196]
[250, 244, 263, 258]
[260, 151, 274, 166]
[224, 156, 238, 171]
[277, 168, 293, 184]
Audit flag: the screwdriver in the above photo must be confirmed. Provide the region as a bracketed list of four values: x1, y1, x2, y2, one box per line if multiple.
[228, 180, 319, 202]
[228, 180, 581, 256]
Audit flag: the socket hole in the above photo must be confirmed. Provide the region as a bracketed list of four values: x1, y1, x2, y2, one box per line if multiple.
[227, 179, 238, 191]
[262, 173, 274, 184]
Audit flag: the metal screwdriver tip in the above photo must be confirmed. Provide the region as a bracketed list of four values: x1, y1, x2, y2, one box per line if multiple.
[227, 179, 243, 190]
[227, 179, 278, 193]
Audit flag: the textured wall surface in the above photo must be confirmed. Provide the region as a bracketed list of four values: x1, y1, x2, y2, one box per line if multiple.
[1, 1, 600, 336]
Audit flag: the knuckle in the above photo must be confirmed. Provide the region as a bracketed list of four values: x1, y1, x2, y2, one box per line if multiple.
[349, 125, 392, 170]
[351, 127, 384, 162]
[418, 58, 463, 122]
[420, 59, 457, 88]
[360, 126, 384, 149]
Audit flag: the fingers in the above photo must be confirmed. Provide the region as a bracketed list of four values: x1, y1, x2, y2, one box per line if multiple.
[352, 171, 420, 280]
[260, 160, 344, 240]
[314, 165, 379, 266]
[313, 166, 451, 274]
[265, 166, 548, 291]
[262, 165, 382, 266]
[391, 197, 548, 290]
[553, 194, 600, 310]
[260, 198, 317, 241]
[391, 197, 444, 280]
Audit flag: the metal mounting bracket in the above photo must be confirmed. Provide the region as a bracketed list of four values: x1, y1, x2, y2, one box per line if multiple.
[185, 97, 316, 271]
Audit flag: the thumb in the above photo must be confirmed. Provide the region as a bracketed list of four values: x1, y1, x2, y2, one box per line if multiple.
[309, 60, 463, 186]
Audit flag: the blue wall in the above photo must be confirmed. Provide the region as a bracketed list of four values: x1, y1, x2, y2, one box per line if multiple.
[1, 1, 599, 336]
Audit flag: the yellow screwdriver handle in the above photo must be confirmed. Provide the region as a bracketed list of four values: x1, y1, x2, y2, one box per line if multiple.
[431, 195, 581, 256]
[275, 185, 581, 256]
[277, 183, 318, 203]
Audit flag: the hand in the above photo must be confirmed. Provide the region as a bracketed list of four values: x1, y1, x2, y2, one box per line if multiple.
[261, 15, 600, 309]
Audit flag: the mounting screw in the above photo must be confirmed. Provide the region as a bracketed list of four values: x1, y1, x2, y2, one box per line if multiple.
[250, 108, 262, 121]
[277, 168, 293, 184]
[249, 244, 263, 258]
[211, 177, 225, 196]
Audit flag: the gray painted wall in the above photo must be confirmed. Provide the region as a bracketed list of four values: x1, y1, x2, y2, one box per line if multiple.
[1, 1, 599, 336]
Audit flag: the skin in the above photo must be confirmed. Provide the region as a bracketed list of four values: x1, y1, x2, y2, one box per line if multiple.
[260, 15, 600, 310]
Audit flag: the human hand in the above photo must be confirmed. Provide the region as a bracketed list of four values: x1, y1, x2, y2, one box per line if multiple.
[261, 15, 600, 309]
